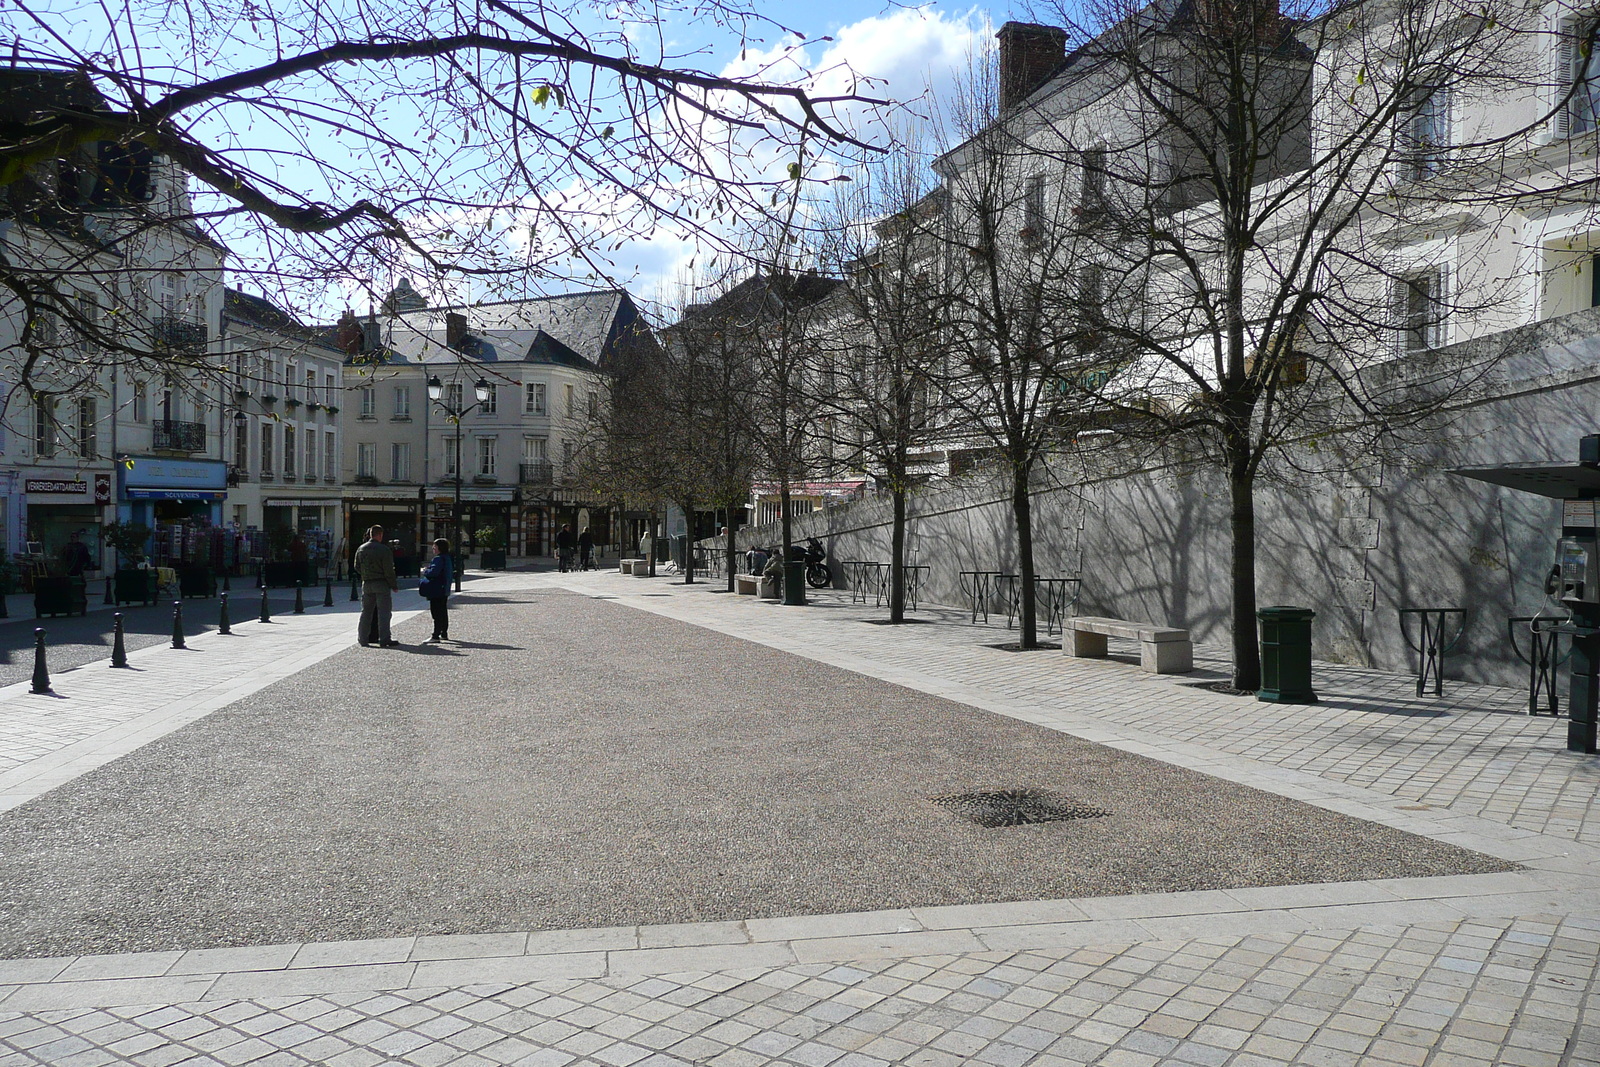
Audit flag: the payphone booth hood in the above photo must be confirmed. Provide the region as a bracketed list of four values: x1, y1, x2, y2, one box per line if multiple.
[1450, 461, 1600, 499]
[1452, 452, 1600, 754]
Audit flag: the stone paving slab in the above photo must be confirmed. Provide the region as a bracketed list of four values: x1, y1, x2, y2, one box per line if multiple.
[0, 569, 1594, 1066]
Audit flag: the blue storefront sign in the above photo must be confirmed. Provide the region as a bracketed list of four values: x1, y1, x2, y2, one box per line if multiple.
[120, 457, 227, 501]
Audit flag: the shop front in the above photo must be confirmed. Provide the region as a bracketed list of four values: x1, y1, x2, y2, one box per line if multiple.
[23, 470, 113, 573]
[426, 486, 518, 557]
[345, 487, 424, 577]
[120, 457, 232, 575]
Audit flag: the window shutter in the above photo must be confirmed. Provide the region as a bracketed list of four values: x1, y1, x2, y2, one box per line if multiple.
[1543, 10, 1576, 143]
[1390, 277, 1408, 357]
[1430, 266, 1451, 349]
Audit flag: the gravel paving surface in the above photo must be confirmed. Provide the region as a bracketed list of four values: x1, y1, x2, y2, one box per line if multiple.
[0, 588, 1513, 957]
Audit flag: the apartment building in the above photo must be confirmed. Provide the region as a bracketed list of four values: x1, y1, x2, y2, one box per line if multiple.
[222, 288, 345, 566]
[0, 69, 226, 568]
[342, 284, 654, 561]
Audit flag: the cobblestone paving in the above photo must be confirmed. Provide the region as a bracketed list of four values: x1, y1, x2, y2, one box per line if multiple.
[1, 912, 1596, 1067]
[0, 569, 1596, 1066]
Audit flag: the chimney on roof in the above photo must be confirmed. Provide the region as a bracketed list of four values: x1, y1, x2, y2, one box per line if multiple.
[996, 22, 1067, 110]
[335, 310, 362, 356]
[445, 311, 469, 351]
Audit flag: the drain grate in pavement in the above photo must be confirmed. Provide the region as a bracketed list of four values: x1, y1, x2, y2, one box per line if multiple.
[932, 788, 1111, 828]
[985, 641, 1062, 652]
[1177, 680, 1255, 696]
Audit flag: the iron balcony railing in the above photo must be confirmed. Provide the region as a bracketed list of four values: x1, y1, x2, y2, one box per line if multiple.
[152, 419, 206, 452]
[153, 317, 208, 352]
[520, 460, 553, 485]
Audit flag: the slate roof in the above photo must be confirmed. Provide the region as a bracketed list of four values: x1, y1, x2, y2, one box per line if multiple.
[223, 288, 344, 352]
[386, 289, 645, 371]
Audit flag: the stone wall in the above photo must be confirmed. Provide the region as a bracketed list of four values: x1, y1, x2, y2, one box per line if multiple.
[710, 310, 1600, 689]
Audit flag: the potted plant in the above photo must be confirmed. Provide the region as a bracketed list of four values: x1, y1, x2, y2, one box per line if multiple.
[103, 521, 157, 605]
[476, 525, 507, 571]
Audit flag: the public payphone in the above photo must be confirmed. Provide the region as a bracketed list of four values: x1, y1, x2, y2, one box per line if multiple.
[1455, 435, 1600, 754]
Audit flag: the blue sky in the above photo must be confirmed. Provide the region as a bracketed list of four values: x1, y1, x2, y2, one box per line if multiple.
[15, 0, 1006, 316]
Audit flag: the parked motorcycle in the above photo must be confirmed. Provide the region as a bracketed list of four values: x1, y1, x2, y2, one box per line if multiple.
[803, 537, 832, 588]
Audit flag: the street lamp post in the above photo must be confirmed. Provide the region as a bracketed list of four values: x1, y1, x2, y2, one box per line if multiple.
[427, 374, 492, 592]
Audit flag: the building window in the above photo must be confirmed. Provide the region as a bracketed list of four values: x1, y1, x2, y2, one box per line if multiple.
[357, 441, 376, 478]
[75, 397, 96, 457]
[525, 381, 547, 414]
[523, 436, 547, 461]
[33, 395, 55, 458]
[304, 428, 317, 479]
[1081, 147, 1106, 214]
[325, 430, 337, 480]
[359, 385, 375, 417]
[132, 380, 147, 423]
[283, 425, 296, 476]
[586, 391, 598, 419]
[445, 436, 459, 477]
[477, 437, 497, 477]
[1403, 85, 1450, 181]
[564, 383, 575, 416]
[261, 423, 274, 472]
[1024, 174, 1046, 241]
[305, 369, 318, 405]
[1395, 267, 1448, 354]
[445, 382, 463, 411]
[285, 363, 298, 402]
[391, 442, 411, 481]
[393, 385, 411, 417]
[324, 372, 336, 405]
[481, 384, 497, 415]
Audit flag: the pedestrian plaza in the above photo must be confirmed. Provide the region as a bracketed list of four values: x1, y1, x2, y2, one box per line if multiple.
[0, 569, 1594, 1066]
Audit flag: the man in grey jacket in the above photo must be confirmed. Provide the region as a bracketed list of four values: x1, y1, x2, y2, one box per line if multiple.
[354, 525, 401, 647]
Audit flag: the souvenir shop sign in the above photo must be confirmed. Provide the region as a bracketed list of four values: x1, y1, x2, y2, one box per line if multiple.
[122, 457, 227, 501]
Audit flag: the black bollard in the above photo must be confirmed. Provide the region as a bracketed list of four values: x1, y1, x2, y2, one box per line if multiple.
[103, 575, 113, 606]
[323, 570, 334, 608]
[111, 613, 128, 668]
[171, 600, 186, 649]
[259, 586, 271, 623]
[293, 581, 305, 614]
[30, 628, 51, 694]
[222, 570, 231, 593]
[218, 592, 231, 636]
[0, 582, 8, 618]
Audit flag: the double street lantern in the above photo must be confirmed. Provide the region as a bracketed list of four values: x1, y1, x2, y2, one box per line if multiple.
[427, 374, 493, 592]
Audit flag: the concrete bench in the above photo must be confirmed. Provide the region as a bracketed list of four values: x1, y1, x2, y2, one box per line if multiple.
[619, 558, 643, 574]
[734, 573, 779, 598]
[1066, 616, 1193, 674]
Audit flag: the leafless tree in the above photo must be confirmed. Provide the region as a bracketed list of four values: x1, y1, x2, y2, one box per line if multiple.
[812, 146, 948, 622]
[1, 0, 888, 423]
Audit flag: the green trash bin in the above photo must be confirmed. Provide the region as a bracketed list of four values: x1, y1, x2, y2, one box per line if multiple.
[1258, 606, 1317, 703]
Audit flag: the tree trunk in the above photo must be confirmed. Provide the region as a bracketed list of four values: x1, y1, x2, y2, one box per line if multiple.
[1013, 464, 1038, 649]
[1229, 462, 1261, 691]
[725, 513, 738, 592]
[889, 487, 906, 623]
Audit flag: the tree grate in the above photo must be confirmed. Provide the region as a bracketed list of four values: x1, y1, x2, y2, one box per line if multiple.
[932, 788, 1112, 828]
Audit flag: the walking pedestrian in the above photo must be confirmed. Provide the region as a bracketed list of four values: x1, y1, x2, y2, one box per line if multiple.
[354, 525, 401, 647]
[419, 538, 453, 642]
[556, 523, 576, 571]
[577, 526, 594, 570]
